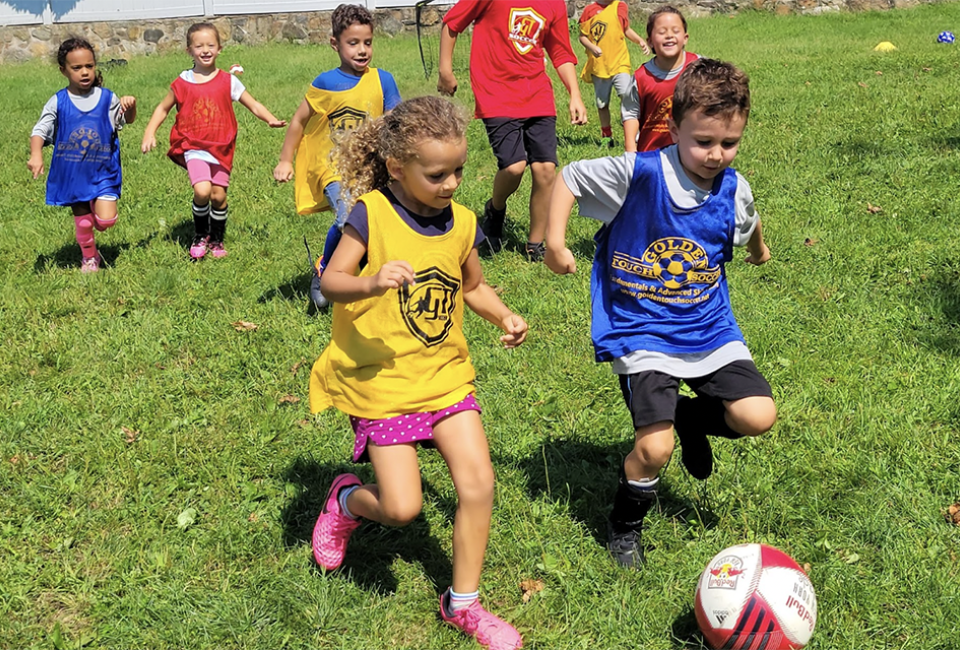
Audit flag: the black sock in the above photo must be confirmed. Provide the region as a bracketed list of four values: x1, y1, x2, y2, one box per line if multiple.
[609, 469, 657, 534]
[193, 201, 210, 237]
[210, 206, 227, 242]
[678, 396, 743, 440]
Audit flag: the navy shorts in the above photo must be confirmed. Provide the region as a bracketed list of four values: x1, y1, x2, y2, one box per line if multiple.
[481, 116, 558, 169]
[618, 360, 773, 429]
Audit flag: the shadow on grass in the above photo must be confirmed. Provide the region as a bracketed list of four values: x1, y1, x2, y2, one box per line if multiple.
[511, 438, 719, 546]
[670, 608, 709, 649]
[165, 219, 196, 253]
[909, 270, 960, 356]
[279, 456, 455, 596]
[258, 272, 313, 310]
[34, 231, 157, 272]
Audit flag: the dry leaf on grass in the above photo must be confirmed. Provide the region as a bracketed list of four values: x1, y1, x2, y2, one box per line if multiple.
[875, 70, 883, 76]
[296, 419, 311, 428]
[520, 578, 544, 603]
[122, 426, 140, 444]
[922, 67, 932, 72]
[804, 238, 818, 247]
[857, 82, 868, 89]
[279, 395, 301, 405]
[945, 503, 960, 526]
[232, 320, 259, 332]
[290, 358, 307, 375]
[802, 563, 812, 574]
[867, 203, 882, 214]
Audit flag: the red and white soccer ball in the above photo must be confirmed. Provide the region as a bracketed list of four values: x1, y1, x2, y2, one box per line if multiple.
[695, 543, 817, 650]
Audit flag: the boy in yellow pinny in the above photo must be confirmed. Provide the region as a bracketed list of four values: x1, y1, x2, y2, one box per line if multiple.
[579, 0, 649, 147]
[274, 3, 401, 310]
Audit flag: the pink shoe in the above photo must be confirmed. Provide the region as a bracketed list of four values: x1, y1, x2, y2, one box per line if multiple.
[312, 473, 361, 570]
[208, 240, 228, 258]
[80, 255, 101, 273]
[189, 235, 209, 260]
[440, 593, 523, 650]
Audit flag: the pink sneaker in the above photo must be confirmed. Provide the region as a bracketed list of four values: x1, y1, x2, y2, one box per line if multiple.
[312, 473, 361, 570]
[208, 240, 228, 258]
[440, 593, 523, 650]
[80, 255, 101, 274]
[189, 235, 209, 260]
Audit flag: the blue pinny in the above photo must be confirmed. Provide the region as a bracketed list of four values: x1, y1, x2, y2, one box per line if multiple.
[46, 88, 122, 207]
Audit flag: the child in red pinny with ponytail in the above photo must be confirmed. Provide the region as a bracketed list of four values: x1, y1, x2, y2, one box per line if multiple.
[141, 22, 285, 259]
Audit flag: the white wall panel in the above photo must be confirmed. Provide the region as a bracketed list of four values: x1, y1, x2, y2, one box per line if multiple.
[51, 0, 203, 22]
[0, 0, 46, 25]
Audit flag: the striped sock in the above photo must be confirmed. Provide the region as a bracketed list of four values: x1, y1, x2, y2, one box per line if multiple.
[193, 201, 210, 238]
[448, 589, 479, 612]
[210, 206, 227, 242]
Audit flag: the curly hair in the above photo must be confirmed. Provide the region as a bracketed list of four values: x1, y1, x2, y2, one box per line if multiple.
[56, 37, 102, 88]
[336, 96, 468, 207]
[672, 58, 751, 125]
[331, 4, 374, 39]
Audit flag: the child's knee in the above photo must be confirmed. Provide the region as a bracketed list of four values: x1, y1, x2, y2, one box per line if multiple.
[727, 397, 776, 437]
[633, 427, 675, 470]
[210, 186, 227, 208]
[530, 162, 557, 187]
[379, 494, 422, 527]
[455, 464, 495, 508]
[193, 184, 212, 203]
[501, 160, 527, 179]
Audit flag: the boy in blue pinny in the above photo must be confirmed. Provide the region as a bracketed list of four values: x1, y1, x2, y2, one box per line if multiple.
[545, 58, 776, 568]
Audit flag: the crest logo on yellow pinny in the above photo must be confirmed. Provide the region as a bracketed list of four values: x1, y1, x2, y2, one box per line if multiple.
[399, 266, 460, 347]
[590, 20, 608, 43]
[328, 106, 369, 143]
[508, 7, 546, 56]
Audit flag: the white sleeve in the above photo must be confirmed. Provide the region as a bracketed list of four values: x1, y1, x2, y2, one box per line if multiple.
[621, 77, 639, 122]
[230, 75, 246, 102]
[560, 153, 637, 225]
[31, 95, 59, 144]
[733, 172, 760, 247]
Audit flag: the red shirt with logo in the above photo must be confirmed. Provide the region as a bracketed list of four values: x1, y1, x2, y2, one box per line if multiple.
[634, 51, 699, 152]
[444, 0, 578, 119]
[168, 70, 238, 171]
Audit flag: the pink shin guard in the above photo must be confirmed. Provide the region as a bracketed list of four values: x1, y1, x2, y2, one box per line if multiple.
[89, 202, 117, 232]
[74, 214, 98, 259]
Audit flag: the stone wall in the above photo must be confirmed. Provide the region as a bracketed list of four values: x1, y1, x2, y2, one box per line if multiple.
[0, 0, 932, 64]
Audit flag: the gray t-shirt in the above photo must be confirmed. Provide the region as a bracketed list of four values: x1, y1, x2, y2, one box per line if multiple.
[561, 145, 760, 377]
[32, 87, 126, 144]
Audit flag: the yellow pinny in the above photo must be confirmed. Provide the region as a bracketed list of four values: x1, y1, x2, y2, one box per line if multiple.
[580, 1, 632, 82]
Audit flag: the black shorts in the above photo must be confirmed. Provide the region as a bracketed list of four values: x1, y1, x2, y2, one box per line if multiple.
[618, 360, 773, 429]
[481, 116, 558, 169]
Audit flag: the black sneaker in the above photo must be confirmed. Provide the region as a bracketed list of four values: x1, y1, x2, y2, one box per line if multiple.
[481, 199, 506, 253]
[524, 241, 545, 263]
[674, 396, 714, 480]
[304, 237, 329, 311]
[607, 522, 645, 569]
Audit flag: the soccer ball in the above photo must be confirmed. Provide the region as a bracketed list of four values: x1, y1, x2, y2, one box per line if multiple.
[695, 544, 817, 650]
[938, 31, 956, 44]
[654, 252, 694, 289]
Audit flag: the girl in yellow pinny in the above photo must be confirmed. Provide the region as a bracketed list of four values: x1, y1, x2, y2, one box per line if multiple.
[309, 96, 527, 650]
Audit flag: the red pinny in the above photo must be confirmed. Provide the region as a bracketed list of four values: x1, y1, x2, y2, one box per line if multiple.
[168, 70, 238, 171]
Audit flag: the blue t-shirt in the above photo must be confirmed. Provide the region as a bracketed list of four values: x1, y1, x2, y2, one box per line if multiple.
[311, 68, 401, 111]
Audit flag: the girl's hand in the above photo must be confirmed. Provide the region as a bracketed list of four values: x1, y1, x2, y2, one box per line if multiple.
[545, 246, 577, 275]
[639, 39, 651, 55]
[27, 155, 44, 179]
[273, 161, 294, 183]
[141, 135, 157, 154]
[119, 95, 136, 113]
[372, 260, 415, 295]
[499, 313, 528, 348]
[745, 243, 771, 266]
[267, 118, 287, 128]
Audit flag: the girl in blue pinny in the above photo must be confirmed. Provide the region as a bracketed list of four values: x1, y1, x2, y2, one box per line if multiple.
[28, 38, 137, 273]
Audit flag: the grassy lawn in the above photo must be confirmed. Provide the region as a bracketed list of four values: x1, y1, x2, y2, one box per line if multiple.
[2, 3, 960, 648]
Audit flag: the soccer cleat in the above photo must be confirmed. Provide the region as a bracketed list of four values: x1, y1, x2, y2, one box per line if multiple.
[189, 235, 209, 260]
[674, 396, 714, 480]
[440, 592, 523, 650]
[607, 522, 645, 569]
[524, 242, 545, 263]
[80, 254, 102, 274]
[312, 473, 362, 570]
[208, 240, 228, 258]
[481, 199, 505, 254]
[304, 237, 329, 311]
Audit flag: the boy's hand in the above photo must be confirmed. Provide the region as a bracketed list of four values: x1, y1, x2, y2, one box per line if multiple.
[372, 260, 416, 295]
[499, 313, 528, 348]
[438, 70, 458, 97]
[545, 246, 576, 275]
[745, 243, 770, 266]
[27, 155, 44, 179]
[273, 161, 294, 183]
[119, 95, 136, 113]
[589, 44, 603, 57]
[569, 96, 588, 125]
[141, 135, 157, 154]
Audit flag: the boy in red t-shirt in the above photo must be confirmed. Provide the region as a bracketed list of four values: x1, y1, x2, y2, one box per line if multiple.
[622, 5, 698, 153]
[438, 0, 587, 262]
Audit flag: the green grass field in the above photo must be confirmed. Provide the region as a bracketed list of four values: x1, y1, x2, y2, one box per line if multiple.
[2, 4, 960, 648]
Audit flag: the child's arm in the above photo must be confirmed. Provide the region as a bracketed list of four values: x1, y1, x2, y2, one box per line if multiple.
[625, 28, 651, 55]
[544, 172, 578, 275]
[622, 82, 640, 153]
[579, 33, 602, 58]
[556, 62, 588, 125]
[237, 91, 287, 128]
[462, 249, 528, 348]
[744, 219, 770, 266]
[320, 226, 416, 303]
[437, 23, 459, 96]
[27, 135, 45, 179]
[141, 89, 176, 153]
[119, 95, 137, 124]
[273, 98, 314, 182]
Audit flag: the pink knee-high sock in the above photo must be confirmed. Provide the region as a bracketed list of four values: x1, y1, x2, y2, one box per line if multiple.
[74, 214, 97, 259]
